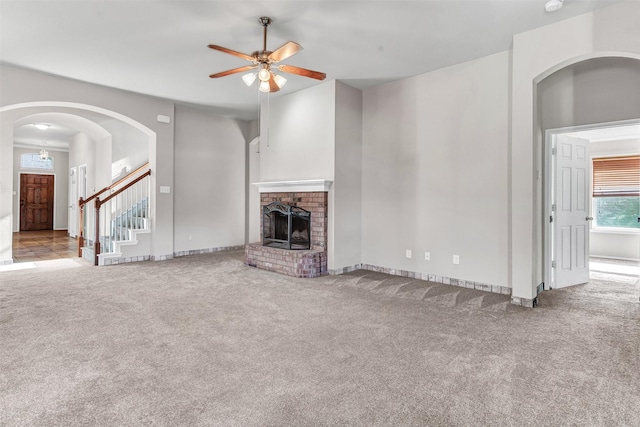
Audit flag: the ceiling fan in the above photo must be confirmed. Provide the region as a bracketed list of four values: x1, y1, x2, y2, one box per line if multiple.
[208, 16, 326, 93]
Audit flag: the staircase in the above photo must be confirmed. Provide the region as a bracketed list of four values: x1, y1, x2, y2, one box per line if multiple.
[78, 164, 152, 265]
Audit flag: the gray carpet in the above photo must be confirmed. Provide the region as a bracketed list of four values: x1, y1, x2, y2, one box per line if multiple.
[1, 251, 639, 426]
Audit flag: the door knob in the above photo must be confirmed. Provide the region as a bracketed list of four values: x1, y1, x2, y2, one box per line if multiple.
[586, 216, 594, 221]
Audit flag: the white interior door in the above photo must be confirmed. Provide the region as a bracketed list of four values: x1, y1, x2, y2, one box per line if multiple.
[78, 165, 87, 199]
[78, 165, 87, 237]
[69, 167, 78, 237]
[554, 135, 591, 288]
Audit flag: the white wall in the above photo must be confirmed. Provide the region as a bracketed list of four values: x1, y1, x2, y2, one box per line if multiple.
[259, 80, 335, 182]
[248, 137, 261, 244]
[331, 81, 363, 270]
[103, 118, 149, 181]
[173, 105, 246, 252]
[69, 132, 96, 194]
[12, 147, 69, 231]
[538, 57, 640, 131]
[362, 51, 510, 287]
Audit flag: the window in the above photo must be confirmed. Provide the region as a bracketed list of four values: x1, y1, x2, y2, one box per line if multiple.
[592, 155, 640, 230]
[21, 153, 54, 170]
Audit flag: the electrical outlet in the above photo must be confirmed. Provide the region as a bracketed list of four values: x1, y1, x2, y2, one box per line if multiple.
[405, 249, 412, 259]
[453, 255, 460, 264]
[424, 252, 431, 261]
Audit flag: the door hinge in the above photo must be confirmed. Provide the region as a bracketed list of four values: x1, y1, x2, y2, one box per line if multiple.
[551, 203, 556, 212]
[551, 260, 556, 268]
[552, 147, 556, 155]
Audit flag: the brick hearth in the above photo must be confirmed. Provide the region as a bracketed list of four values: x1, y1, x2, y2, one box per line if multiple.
[245, 191, 328, 278]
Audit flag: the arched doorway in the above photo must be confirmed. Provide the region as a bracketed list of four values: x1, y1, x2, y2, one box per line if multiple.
[0, 102, 155, 264]
[535, 56, 640, 301]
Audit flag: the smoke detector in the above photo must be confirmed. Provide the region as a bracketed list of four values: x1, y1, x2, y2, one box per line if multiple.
[545, 0, 563, 12]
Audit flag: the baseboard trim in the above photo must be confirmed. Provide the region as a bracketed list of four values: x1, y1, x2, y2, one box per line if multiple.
[511, 296, 537, 308]
[104, 255, 151, 265]
[590, 255, 640, 262]
[328, 264, 362, 275]
[173, 245, 245, 258]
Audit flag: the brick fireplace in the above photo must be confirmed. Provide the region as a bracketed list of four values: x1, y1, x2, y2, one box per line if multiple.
[245, 180, 331, 278]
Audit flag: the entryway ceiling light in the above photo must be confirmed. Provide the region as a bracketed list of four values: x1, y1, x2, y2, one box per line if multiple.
[34, 123, 51, 130]
[40, 142, 49, 160]
[545, 0, 563, 12]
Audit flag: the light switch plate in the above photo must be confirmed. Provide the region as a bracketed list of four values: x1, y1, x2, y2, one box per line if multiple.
[160, 186, 171, 194]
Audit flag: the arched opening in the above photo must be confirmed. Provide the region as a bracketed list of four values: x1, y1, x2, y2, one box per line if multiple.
[0, 102, 155, 264]
[534, 55, 640, 301]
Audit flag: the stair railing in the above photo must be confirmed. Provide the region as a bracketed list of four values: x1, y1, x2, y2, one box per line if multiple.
[78, 163, 150, 261]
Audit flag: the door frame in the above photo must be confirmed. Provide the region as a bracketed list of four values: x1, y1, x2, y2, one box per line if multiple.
[17, 172, 57, 232]
[69, 166, 78, 237]
[543, 118, 640, 290]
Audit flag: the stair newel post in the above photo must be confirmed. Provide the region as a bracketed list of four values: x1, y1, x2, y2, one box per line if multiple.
[94, 197, 101, 266]
[78, 197, 84, 257]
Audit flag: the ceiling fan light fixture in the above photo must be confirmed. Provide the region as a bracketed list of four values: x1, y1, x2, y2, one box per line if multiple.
[259, 80, 271, 93]
[258, 67, 271, 82]
[242, 72, 257, 86]
[274, 73, 287, 89]
[545, 0, 563, 13]
[34, 123, 51, 130]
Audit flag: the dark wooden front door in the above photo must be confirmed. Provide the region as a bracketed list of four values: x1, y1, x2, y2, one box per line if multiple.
[20, 174, 54, 231]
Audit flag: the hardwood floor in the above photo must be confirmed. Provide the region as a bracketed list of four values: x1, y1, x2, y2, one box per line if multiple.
[12, 230, 77, 262]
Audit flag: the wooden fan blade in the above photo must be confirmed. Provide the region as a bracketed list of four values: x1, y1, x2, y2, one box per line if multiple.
[209, 65, 257, 78]
[208, 45, 255, 62]
[268, 41, 302, 63]
[278, 64, 326, 81]
[268, 73, 280, 92]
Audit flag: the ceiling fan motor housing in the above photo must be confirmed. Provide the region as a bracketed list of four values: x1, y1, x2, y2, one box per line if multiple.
[251, 51, 273, 63]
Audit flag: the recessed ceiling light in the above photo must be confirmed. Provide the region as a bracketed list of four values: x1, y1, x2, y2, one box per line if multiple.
[545, 0, 563, 13]
[34, 123, 51, 130]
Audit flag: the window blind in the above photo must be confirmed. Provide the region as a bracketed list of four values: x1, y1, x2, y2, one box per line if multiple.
[592, 155, 640, 197]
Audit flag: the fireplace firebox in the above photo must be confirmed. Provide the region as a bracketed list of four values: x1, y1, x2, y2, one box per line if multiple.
[263, 202, 311, 250]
